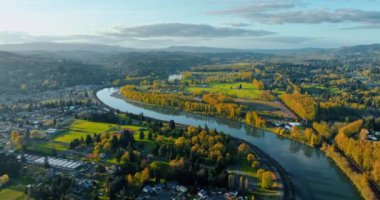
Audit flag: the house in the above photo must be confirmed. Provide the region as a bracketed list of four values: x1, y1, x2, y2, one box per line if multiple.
[78, 179, 95, 189]
[288, 122, 301, 127]
[154, 183, 165, 191]
[368, 135, 378, 141]
[143, 185, 153, 193]
[106, 165, 116, 174]
[225, 192, 237, 200]
[46, 128, 57, 135]
[166, 182, 177, 190]
[198, 189, 208, 198]
[176, 185, 188, 193]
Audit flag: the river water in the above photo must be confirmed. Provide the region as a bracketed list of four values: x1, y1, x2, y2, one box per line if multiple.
[97, 87, 362, 200]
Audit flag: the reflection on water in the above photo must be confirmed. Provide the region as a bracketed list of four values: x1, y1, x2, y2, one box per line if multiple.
[245, 126, 265, 138]
[289, 141, 302, 154]
[97, 88, 362, 200]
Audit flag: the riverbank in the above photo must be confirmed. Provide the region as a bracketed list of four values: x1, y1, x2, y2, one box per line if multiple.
[111, 88, 319, 147]
[95, 87, 295, 200]
[95, 87, 364, 200]
[235, 138, 296, 200]
[322, 145, 377, 200]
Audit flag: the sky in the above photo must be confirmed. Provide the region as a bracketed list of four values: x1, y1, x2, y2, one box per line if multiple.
[0, 0, 379, 49]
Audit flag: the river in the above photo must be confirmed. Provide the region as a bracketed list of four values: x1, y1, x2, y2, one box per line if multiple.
[96, 87, 362, 200]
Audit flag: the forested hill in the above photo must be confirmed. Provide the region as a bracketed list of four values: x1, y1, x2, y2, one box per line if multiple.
[82, 52, 273, 76]
[0, 51, 109, 94]
[0, 50, 273, 94]
[0, 43, 378, 94]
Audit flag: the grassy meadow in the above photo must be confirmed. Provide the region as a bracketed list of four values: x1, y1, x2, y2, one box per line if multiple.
[0, 176, 34, 200]
[186, 82, 263, 99]
[54, 119, 142, 143]
[28, 120, 144, 154]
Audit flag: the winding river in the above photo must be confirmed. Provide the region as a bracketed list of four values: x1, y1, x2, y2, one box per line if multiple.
[97, 88, 362, 200]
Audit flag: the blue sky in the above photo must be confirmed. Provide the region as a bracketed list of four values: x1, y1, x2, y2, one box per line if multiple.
[0, 0, 379, 49]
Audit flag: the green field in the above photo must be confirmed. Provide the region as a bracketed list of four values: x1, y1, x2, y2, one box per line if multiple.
[54, 120, 142, 143]
[0, 176, 33, 200]
[302, 84, 341, 95]
[29, 120, 144, 154]
[186, 82, 264, 99]
[0, 189, 24, 200]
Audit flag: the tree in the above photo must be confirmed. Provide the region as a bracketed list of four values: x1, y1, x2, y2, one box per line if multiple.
[91, 188, 99, 200]
[246, 111, 266, 128]
[0, 174, 9, 185]
[238, 143, 249, 157]
[139, 130, 145, 140]
[239, 176, 244, 191]
[228, 174, 235, 189]
[148, 131, 153, 140]
[245, 178, 249, 192]
[372, 160, 380, 183]
[359, 129, 369, 141]
[247, 153, 255, 163]
[152, 80, 160, 90]
[251, 161, 260, 170]
[52, 148, 57, 157]
[44, 156, 50, 169]
[126, 174, 133, 185]
[111, 135, 119, 150]
[261, 171, 273, 189]
[86, 134, 93, 146]
[140, 168, 150, 184]
[338, 119, 363, 137]
[280, 93, 317, 120]
[11, 130, 22, 148]
[252, 79, 264, 90]
[169, 120, 176, 130]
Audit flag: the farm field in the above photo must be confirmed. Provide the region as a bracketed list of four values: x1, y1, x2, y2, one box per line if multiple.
[186, 82, 263, 99]
[28, 120, 145, 154]
[301, 84, 341, 95]
[54, 119, 142, 143]
[0, 189, 24, 200]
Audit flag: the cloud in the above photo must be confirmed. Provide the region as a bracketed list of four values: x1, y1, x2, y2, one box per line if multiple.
[0, 23, 275, 48]
[340, 24, 380, 30]
[212, 2, 380, 25]
[104, 23, 274, 38]
[223, 22, 251, 27]
[213, 2, 296, 14]
[261, 36, 319, 44]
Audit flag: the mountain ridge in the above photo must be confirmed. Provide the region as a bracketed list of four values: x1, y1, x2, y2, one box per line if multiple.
[0, 42, 379, 54]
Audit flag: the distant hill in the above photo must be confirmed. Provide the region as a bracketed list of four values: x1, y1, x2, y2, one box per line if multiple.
[0, 51, 109, 94]
[0, 43, 378, 94]
[0, 42, 136, 52]
[160, 46, 247, 53]
[335, 44, 380, 55]
[0, 42, 379, 55]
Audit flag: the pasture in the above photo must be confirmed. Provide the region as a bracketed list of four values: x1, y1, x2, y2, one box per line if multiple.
[186, 82, 263, 100]
[54, 120, 141, 143]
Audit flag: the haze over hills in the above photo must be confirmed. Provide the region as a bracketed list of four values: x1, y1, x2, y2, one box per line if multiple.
[0, 41, 378, 95]
[0, 42, 134, 52]
[0, 42, 379, 55]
